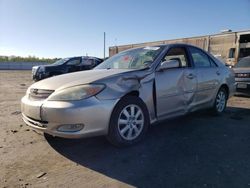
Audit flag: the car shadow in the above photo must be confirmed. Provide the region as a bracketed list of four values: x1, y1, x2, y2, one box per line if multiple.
[234, 94, 250, 98]
[45, 107, 250, 188]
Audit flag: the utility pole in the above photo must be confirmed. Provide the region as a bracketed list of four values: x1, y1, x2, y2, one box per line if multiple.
[104, 32, 106, 59]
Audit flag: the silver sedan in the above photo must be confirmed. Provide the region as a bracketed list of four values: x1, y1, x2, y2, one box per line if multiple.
[21, 44, 235, 146]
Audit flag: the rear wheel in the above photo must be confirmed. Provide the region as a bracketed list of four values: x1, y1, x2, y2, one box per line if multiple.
[212, 87, 228, 115]
[107, 96, 149, 147]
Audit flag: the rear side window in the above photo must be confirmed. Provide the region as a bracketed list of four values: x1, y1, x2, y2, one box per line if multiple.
[85, 59, 95, 66]
[190, 47, 217, 68]
[95, 59, 102, 66]
[66, 58, 81, 66]
[82, 59, 95, 68]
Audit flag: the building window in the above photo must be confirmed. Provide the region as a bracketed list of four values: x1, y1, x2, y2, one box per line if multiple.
[228, 48, 235, 58]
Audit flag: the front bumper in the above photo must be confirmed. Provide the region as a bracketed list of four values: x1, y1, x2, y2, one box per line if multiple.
[235, 79, 250, 96]
[32, 72, 49, 81]
[21, 95, 118, 138]
[235, 82, 250, 95]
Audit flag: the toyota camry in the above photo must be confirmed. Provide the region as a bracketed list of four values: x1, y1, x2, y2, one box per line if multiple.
[21, 44, 235, 146]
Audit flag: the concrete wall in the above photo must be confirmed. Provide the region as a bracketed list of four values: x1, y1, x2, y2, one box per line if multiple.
[0, 62, 49, 70]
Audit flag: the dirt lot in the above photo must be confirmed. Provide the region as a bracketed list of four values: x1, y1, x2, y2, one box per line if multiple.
[1, 70, 250, 188]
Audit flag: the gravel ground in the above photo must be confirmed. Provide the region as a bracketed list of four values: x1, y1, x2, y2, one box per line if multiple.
[0, 70, 250, 188]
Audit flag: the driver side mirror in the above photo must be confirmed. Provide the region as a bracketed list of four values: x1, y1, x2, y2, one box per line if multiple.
[158, 60, 180, 71]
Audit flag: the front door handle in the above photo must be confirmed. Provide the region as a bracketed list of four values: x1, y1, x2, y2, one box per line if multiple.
[186, 73, 195, 79]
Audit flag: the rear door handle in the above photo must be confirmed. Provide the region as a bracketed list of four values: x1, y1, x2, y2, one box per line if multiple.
[216, 71, 220, 75]
[186, 74, 195, 79]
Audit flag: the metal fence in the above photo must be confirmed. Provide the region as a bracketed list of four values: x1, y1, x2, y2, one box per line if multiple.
[0, 62, 49, 70]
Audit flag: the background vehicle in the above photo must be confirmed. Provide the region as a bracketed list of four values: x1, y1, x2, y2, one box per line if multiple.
[21, 44, 235, 146]
[32, 56, 103, 81]
[233, 56, 250, 95]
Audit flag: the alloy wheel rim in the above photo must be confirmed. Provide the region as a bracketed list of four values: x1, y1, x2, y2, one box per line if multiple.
[216, 91, 226, 112]
[118, 104, 144, 141]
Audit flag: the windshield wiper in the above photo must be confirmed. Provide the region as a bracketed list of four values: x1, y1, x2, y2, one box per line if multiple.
[138, 66, 150, 71]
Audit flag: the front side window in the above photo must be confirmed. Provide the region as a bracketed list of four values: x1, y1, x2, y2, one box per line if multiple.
[53, 58, 69, 65]
[82, 59, 95, 66]
[190, 47, 211, 68]
[95, 46, 164, 70]
[162, 47, 188, 67]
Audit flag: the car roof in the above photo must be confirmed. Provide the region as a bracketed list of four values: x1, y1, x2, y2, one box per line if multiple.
[157, 43, 208, 49]
[121, 43, 205, 53]
[63, 56, 103, 61]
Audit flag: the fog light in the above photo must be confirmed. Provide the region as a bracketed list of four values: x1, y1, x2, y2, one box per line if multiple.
[57, 124, 84, 132]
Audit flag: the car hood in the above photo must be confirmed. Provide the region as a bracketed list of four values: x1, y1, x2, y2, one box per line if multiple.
[233, 67, 250, 73]
[29, 69, 136, 91]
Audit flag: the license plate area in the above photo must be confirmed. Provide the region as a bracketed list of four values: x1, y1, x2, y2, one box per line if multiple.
[237, 83, 247, 89]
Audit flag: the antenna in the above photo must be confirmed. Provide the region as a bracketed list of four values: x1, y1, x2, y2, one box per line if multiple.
[104, 32, 106, 59]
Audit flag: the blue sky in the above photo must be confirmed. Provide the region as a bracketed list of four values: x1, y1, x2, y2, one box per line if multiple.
[0, 0, 250, 58]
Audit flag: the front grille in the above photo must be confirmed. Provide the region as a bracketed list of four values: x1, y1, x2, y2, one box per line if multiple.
[235, 73, 250, 78]
[29, 89, 54, 100]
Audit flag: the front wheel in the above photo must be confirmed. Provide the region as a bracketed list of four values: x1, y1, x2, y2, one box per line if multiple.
[212, 87, 228, 115]
[107, 96, 149, 147]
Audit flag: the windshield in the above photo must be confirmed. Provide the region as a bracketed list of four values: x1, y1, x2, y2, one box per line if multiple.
[52, 58, 69, 66]
[235, 57, 250, 68]
[95, 46, 164, 70]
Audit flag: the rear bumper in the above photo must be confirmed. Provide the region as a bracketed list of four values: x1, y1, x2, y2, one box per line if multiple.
[21, 95, 118, 138]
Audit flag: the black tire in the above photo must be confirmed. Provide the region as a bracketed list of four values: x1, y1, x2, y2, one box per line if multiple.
[211, 87, 228, 115]
[107, 96, 150, 147]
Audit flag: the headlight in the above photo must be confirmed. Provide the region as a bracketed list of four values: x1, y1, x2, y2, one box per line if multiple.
[47, 84, 105, 101]
[38, 66, 45, 73]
